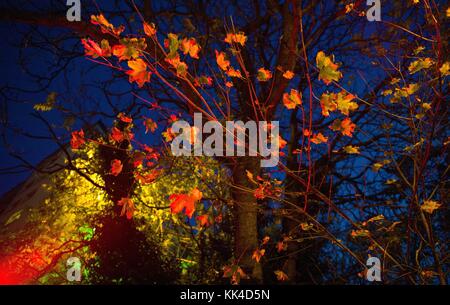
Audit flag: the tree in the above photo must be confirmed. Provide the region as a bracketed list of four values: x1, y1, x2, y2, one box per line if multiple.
[0, 0, 447, 284]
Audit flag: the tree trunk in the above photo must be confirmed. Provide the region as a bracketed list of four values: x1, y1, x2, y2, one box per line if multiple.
[231, 157, 262, 283]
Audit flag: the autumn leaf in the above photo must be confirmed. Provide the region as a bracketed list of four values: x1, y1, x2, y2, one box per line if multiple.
[310, 132, 328, 144]
[169, 187, 203, 218]
[439, 61, 450, 76]
[127, 58, 151, 87]
[282, 70, 295, 79]
[118, 113, 132, 123]
[143, 22, 157, 36]
[276, 241, 287, 252]
[252, 248, 265, 263]
[223, 265, 248, 285]
[257, 68, 272, 81]
[81, 39, 111, 58]
[226, 67, 243, 78]
[335, 91, 358, 115]
[196, 215, 210, 227]
[180, 38, 201, 59]
[113, 38, 147, 61]
[300, 222, 313, 231]
[283, 89, 302, 109]
[330, 118, 356, 137]
[351, 229, 370, 238]
[343, 145, 360, 154]
[162, 127, 176, 142]
[91, 14, 124, 36]
[316, 51, 343, 85]
[194, 76, 213, 87]
[320, 92, 337, 116]
[224, 32, 247, 46]
[118, 197, 135, 219]
[372, 159, 391, 172]
[408, 58, 433, 74]
[165, 33, 180, 59]
[420, 200, 441, 214]
[262, 236, 270, 245]
[274, 270, 289, 281]
[111, 127, 124, 143]
[135, 169, 160, 185]
[70, 129, 85, 150]
[215, 50, 230, 71]
[143, 118, 157, 133]
[110, 159, 123, 176]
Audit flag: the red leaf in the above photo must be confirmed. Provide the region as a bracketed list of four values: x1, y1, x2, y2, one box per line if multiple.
[110, 159, 123, 176]
[169, 188, 202, 218]
[70, 129, 85, 150]
[118, 197, 135, 219]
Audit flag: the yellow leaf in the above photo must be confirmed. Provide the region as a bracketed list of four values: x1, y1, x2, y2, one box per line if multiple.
[421, 200, 441, 214]
[282, 70, 295, 79]
[343, 145, 360, 154]
[283, 89, 302, 109]
[316, 51, 343, 85]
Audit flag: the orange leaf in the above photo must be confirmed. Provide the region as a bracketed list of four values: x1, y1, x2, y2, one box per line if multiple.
[274, 270, 289, 281]
[180, 38, 201, 59]
[169, 188, 202, 218]
[143, 118, 157, 133]
[215, 50, 230, 71]
[330, 117, 356, 137]
[311, 132, 328, 144]
[252, 248, 265, 263]
[257, 68, 272, 81]
[143, 22, 157, 36]
[224, 32, 247, 46]
[283, 89, 302, 109]
[282, 70, 295, 79]
[127, 58, 151, 87]
[197, 215, 210, 227]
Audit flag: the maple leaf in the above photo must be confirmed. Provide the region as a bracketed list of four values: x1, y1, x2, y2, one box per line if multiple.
[81, 39, 111, 58]
[262, 236, 270, 245]
[90, 14, 124, 36]
[196, 215, 210, 227]
[408, 58, 433, 74]
[169, 187, 203, 218]
[310, 132, 328, 144]
[252, 248, 265, 263]
[254, 185, 265, 199]
[343, 145, 360, 154]
[283, 89, 302, 109]
[143, 118, 157, 133]
[320, 92, 337, 116]
[257, 68, 272, 81]
[180, 38, 201, 59]
[113, 38, 147, 61]
[282, 70, 295, 79]
[143, 22, 157, 36]
[223, 265, 248, 285]
[300, 222, 313, 231]
[70, 129, 85, 150]
[316, 51, 343, 85]
[274, 270, 289, 281]
[351, 229, 370, 238]
[162, 127, 176, 142]
[224, 32, 247, 46]
[131, 151, 146, 168]
[194, 76, 213, 87]
[336, 91, 358, 115]
[118, 113, 132, 123]
[420, 200, 441, 214]
[135, 170, 161, 185]
[127, 58, 151, 87]
[111, 127, 124, 143]
[276, 241, 287, 252]
[215, 50, 230, 71]
[439, 61, 450, 76]
[165, 33, 180, 59]
[118, 197, 135, 219]
[330, 118, 356, 137]
[110, 159, 123, 176]
[226, 67, 243, 78]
